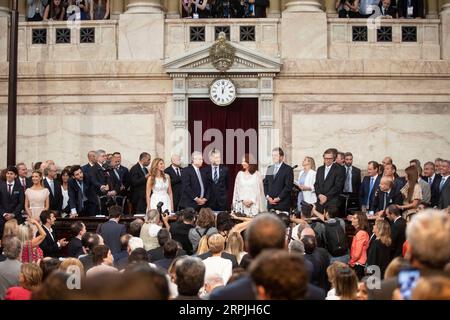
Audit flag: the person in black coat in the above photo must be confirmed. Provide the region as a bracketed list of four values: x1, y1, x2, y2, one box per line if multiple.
[129, 152, 151, 214]
[81, 151, 97, 176]
[164, 155, 183, 212]
[385, 204, 406, 259]
[379, 0, 397, 17]
[43, 165, 63, 215]
[154, 239, 179, 271]
[89, 150, 116, 215]
[179, 152, 210, 211]
[366, 219, 392, 279]
[38, 210, 68, 258]
[397, 0, 424, 18]
[370, 177, 403, 214]
[96, 205, 126, 254]
[437, 161, 450, 210]
[67, 221, 86, 258]
[0, 166, 25, 237]
[314, 149, 345, 212]
[343, 152, 362, 199]
[421, 161, 442, 208]
[16, 163, 32, 193]
[263, 148, 294, 212]
[360, 161, 381, 211]
[68, 165, 98, 217]
[109, 152, 130, 207]
[202, 149, 229, 211]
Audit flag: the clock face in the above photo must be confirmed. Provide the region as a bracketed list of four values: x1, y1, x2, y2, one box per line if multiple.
[209, 79, 236, 106]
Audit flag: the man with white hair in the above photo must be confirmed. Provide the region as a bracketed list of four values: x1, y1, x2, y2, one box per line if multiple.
[179, 151, 209, 211]
[43, 164, 63, 214]
[370, 209, 450, 300]
[164, 154, 184, 212]
[89, 149, 116, 214]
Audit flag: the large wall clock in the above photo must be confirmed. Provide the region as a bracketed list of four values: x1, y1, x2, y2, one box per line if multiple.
[209, 78, 236, 106]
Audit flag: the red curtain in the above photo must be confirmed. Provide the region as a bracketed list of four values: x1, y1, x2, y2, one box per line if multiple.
[188, 98, 259, 209]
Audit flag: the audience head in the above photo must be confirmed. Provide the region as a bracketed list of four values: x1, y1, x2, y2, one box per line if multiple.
[157, 228, 171, 247]
[204, 273, 224, 294]
[423, 162, 435, 178]
[39, 258, 62, 281]
[334, 266, 358, 300]
[171, 154, 181, 166]
[16, 163, 27, 178]
[409, 159, 422, 170]
[2, 236, 22, 260]
[327, 261, 348, 288]
[70, 165, 83, 181]
[216, 211, 235, 237]
[60, 168, 70, 184]
[139, 152, 151, 166]
[31, 170, 43, 186]
[128, 237, 144, 253]
[384, 257, 410, 279]
[379, 176, 394, 192]
[301, 235, 316, 254]
[145, 209, 160, 224]
[289, 240, 305, 254]
[344, 152, 353, 167]
[5, 166, 18, 183]
[367, 161, 380, 177]
[382, 156, 393, 166]
[87, 151, 96, 164]
[383, 163, 396, 178]
[191, 151, 203, 167]
[32, 271, 71, 300]
[324, 205, 339, 220]
[351, 212, 370, 233]
[40, 210, 56, 227]
[300, 201, 313, 218]
[207, 234, 225, 255]
[18, 223, 35, 243]
[163, 239, 179, 259]
[33, 162, 42, 171]
[81, 232, 101, 254]
[250, 250, 308, 300]
[385, 204, 401, 221]
[357, 276, 370, 300]
[406, 210, 450, 270]
[323, 148, 336, 167]
[128, 248, 149, 264]
[108, 205, 122, 219]
[59, 258, 85, 276]
[95, 149, 107, 165]
[271, 147, 285, 164]
[93, 245, 113, 266]
[129, 218, 144, 237]
[373, 219, 392, 247]
[19, 263, 43, 291]
[225, 231, 244, 257]
[181, 208, 196, 224]
[242, 153, 257, 174]
[44, 164, 58, 180]
[336, 152, 345, 165]
[175, 257, 205, 297]
[196, 235, 210, 255]
[440, 160, 450, 177]
[2, 219, 19, 242]
[70, 221, 86, 238]
[150, 158, 165, 178]
[196, 207, 216, 229]
[245, 213, 286, 258]
[209, 148, 222, 166]
[120, 234, 132, 251]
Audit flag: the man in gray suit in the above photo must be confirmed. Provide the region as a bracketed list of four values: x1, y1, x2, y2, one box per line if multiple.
[0, 236, 22, 300]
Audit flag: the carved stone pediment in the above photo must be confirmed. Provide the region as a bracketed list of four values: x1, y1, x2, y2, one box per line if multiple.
[163, 42, 282, 76]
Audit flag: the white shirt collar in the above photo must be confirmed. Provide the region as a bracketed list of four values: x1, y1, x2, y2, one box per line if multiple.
[394, 216, 401, 223]
[7, 181, 14, 187]
[43, 224, 53, 234]
[46, 177, 53, 182]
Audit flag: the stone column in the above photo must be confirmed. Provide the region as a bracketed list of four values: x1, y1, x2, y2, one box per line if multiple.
[427, 0, 438, 18]
[284, 0, 323, 12]
[0, 0, 9, 17]
[126, 0, 163, 14]
[281, 0, 327, 59]
[325, 0, 337, 16]
[119, 0, 165, 60]
[268, 0, 281, 17]
[441, 0, 450, 59]
[18, 0, 27, 21]
[165, 0, 180, 18]
[111, 0, 124, 19]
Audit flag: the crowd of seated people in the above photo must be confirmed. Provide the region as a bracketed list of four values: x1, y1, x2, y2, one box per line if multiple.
[336, 0, 425, 19]
[26, 0, 110, 22]
[0, 148, 449, 300]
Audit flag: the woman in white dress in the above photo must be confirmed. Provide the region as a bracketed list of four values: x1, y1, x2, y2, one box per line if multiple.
[25, 171, 50, 220]
[294, 156, 317, 210]
[146, 158, 174, 213]
[232, 153, 266, 216]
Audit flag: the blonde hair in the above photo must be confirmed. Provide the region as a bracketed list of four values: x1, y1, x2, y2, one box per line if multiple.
[305, 157, 316, 171]
[326, 261, 347, 288]
[407, 210, 450, 269]
[59, 258, 85, 276]
[2, 219, 19, 243]
[225, 232, 244, 263]
[375, 219, 392, 247]
[148, 158, 166, 192]
[196, 235, 210, 256]
[208, 234, 225, 254]
[20, 263, 43, 291]
[18, 224, 34, 244]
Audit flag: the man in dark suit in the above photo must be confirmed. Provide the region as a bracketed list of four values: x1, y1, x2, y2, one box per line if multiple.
[0, 166, 25, 237]
[81, 150, 96, 176]
[422, 161, 442, 208]
[16, 163, 32, 193]
[43, 164, 63, 214]
[360, 161, 381, 212]
[370, 177, 403, 214]
[179, 152, 210, 211]
[164, 155, 183, 212]
[342, 152, 362, 212]
[385, 204, 406, 258]
[438, 160, 450, 210]
[154, 239, 179, 271]
[253, 0, 269, 17]
[96, 205, 126, 254]
[314, 149, 345, 213]
[109, 152, 130, 210]
[209, 214, 325, 300]
[379, 0, 397, 17]
[38, 210, 68, 258]
[67, 221, 86, 258]
[263, 147, 294, 212]
[129, 152, 151, 214]
[68, 165, 98, 217]
[148, 228, 186, 262]
[202, 149, 229, 211]
[89, 150, 117, 215]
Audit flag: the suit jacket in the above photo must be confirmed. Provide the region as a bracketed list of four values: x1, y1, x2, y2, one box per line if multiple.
[0, 181, 25, 220]
[113, 165, 130, 196]
[360, 175, 382, 209]
[314, 163, 345, 207]
[89, 163, 112, 196]
[370, 188, 403, 212]
[38, 226, 60, 258]
[202, 164, 229, 211]
[390, 217, 406, 259]
[43, 178, 63, 214]
[164, 166, 184, 212]
[67, 237, 84, 258]
[129, 162, 148, 214]
[438, 177, 450, 210]
[398, 0, 425, 18]
[263, 162, 294, 211]
[344, 166, 362, 196]
[379, 4, 397, 17]
[147, 246, 187, 263]
[96, 220, 126, 254]
[16, 177, 32, 192]
[179, 165, 210, 210]
[367, 239, 391, 279]
[198, 251, 238, 269]
[81, 163, 93, 176]
[421, 174, 442, 208]
[68, 177, 97, 216]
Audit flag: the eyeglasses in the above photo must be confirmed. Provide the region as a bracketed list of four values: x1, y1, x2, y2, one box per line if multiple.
[323, 157, 334, 160]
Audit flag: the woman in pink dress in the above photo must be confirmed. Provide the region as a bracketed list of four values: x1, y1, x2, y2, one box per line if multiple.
[25, 171, 50, 220]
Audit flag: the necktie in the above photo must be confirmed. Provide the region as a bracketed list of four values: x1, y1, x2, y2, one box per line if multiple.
[428, 177, 432, 185]
[440, 178, 446, 192]
[274, 165, 279, 177]
[8, 184, 12, 195]
[367, 177, 375, 206]
[383, 192, 387, 210]
[114, 169, 121, 181]
[176, 168, 180, 177]
[195, 167, 204, 198]
[344, 166, 352, 193]
[21, 178, 26, 191]
[213, 167, 218, 184]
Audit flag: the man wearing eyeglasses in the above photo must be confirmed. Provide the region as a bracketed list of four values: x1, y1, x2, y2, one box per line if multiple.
[314, 148, 345, 213]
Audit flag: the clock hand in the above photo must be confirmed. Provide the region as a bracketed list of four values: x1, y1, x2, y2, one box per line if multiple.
[222, 87, 224, 94]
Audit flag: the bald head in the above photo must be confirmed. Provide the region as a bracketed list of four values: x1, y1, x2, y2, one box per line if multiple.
[300, 227, 316, 239]
[382, 156, 393, 166]
[246, 214, 286, 258]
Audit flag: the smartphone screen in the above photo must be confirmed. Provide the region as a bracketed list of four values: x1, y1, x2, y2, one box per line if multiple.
[398, 269, 420, 300]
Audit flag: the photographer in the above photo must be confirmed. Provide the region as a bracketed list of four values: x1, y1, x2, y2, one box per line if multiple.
[190, 0, 209, 18]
